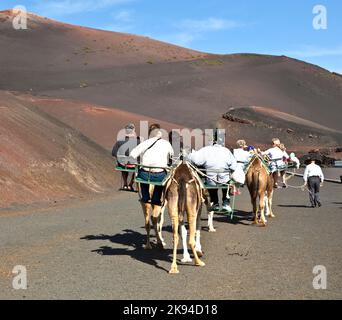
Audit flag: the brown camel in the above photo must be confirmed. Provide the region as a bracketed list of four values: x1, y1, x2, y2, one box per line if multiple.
[166, 162, 205, 274]
[246, 155, 275, 226]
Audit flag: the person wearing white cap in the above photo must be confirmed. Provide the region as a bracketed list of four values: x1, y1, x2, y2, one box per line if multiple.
[233, 140, 251, 171]
[262, 138, 286, 188]
[233, 139, 251, 195]
[130, 123, 174, 206]
[112, 123, 140, 191]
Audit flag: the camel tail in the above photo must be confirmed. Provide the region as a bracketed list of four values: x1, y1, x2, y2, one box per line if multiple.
[252, 171, 260, 199]
[178, 178, 187, 214]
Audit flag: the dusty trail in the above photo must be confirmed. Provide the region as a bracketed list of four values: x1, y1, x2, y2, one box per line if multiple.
[0, 178, 341, 300]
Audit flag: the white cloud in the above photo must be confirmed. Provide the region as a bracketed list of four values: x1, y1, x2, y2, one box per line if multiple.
[155, 17, 242, 48]
[100, 10, 134, 32]
[178, 17, 241, 33]
[114, 10, 133, 22]
[35, 0, 134, 16]
[285, 45, 342, 58]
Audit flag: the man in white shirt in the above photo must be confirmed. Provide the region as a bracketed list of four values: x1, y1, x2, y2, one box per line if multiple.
[233, 140, 251, 195]
[233, 140, 252, 171]
[262, 138, 286, 188]
[303, 158, 324, 208]
[130, 124, 174, 206]
[187, 130, 237, 212]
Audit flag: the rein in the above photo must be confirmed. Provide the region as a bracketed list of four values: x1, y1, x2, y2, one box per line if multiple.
[186, 161, 233, 187]
[245, 154, 270, 175]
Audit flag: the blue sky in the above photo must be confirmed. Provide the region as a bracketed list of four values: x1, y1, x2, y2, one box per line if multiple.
[1, 0, 341, 73]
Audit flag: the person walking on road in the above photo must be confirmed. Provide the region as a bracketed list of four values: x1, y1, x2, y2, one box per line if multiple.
[303, 158, 324, 208]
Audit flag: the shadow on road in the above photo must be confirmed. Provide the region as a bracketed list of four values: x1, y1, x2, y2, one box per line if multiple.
[278, 204, 310, 208]
[81, 230, 174, 273]
[213, 210, 253, 226]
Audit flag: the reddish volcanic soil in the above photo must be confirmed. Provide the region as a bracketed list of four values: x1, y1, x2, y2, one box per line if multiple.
[0, 91, 119, 208]
[20, 95, 182, 150]
[0, 10, 207, 71]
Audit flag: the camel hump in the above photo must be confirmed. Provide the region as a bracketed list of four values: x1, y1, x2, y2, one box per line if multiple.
[174, 163, 193, 180]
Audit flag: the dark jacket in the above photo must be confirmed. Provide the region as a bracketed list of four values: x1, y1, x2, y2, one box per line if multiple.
[112, 136, 141, 165]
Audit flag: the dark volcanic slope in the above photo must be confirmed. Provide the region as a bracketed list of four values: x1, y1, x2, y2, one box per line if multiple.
[0, 91, 117, 208]
[0, 10, 341, 132]
[218, 106, 342, 153]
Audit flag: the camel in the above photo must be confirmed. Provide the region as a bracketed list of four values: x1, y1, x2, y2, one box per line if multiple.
[245, 155, 275, 226]
[138, 162, 204, 264]
[178, 191, 205, 264]
[166, 162, 205, 274]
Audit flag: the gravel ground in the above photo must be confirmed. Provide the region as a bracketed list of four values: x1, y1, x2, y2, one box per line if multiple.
[0, 177, 341, 300]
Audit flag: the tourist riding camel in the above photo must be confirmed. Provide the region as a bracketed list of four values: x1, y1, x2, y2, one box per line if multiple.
[233, 140, 252, 171]
[168, 130, 184, 161]
[130, 123, 174, 207]
[261, 138, 286, 188]
[112, 123, 140, 191]
[187, 129, 237, 212]
[130, 123, 174, 249]
[289, 152, 301, 169]
[233, 139, 252, 195]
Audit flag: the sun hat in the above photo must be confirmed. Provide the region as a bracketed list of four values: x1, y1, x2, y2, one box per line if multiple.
[125, 123, 135, 135]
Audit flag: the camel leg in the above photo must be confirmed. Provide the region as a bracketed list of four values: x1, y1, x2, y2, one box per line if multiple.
[258, 192, 267, 226]
[157, 206, 167, 248]
[251, 197, 259, 225]
[180, 222, 192, 263]
[169, 212, 180, 274]
[264, 193, 270, 217]
[187, 207, 205, 267]
[268, 189, 275, 218]
[195, 208, 203, 257]
[203, 192, 215, 232]
[207, 210, 216, 232]
[152, 205, 166, 249]
[195, 230, 203, 257]
[141, 202, 152, 249]
[207, 201, 216, 232]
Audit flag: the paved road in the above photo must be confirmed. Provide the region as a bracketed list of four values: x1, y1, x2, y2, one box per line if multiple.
[0, 177, 341, 300]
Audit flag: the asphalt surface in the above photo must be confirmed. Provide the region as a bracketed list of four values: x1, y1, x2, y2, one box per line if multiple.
[0, 177, 341, 300]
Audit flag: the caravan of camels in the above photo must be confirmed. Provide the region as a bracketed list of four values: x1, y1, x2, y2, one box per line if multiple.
[114, 124, 301, 274]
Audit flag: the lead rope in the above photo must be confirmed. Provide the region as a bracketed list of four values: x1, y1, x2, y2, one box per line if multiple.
[285, 182, 307, 190]
[283, 170, 307, 190]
